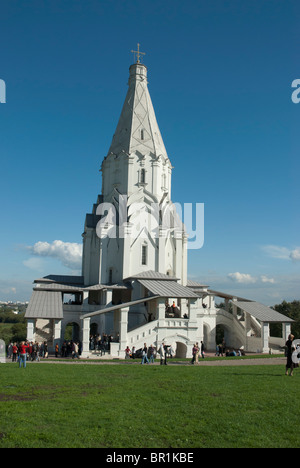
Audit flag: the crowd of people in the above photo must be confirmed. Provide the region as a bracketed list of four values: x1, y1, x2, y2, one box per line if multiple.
[7, 341, 50, 368]
[89, 333, 119, 354]
[5, 335, 299, 376]
[124, 342, 175, 365]
[6, 340, 83, 366]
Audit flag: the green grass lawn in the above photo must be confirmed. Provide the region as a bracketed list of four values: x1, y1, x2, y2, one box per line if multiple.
[0, 362, 299, 448]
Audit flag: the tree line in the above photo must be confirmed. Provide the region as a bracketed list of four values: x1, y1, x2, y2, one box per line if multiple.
[0, 307, 27, 343]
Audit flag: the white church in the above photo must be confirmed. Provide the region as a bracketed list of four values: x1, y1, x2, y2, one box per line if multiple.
[25, 49, 293, 358]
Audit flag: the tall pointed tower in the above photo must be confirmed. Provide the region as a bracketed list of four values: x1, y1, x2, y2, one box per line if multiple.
[82, 51, 188, 288]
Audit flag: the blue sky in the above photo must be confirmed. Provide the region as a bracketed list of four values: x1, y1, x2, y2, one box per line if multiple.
[0, 0, 299, 304]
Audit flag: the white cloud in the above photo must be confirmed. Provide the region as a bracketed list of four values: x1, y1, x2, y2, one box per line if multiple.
[0, 286, 17, 296]
[261, 245, 290, 260]
[228, 272, 256, 284]
[262, 245, 300, 262]
[26, 240, 82, 270]
[260, 275, 275, 284]
[228, 272, 276, 285]
[23, 257, 45, 271]
[290, 248, 300, 262]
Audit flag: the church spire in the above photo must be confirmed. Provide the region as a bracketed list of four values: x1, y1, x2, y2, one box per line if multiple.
[131, 43, 146, 64]
[107, 49, 169, 162]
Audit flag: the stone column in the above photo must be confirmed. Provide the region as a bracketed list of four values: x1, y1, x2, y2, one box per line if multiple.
[188, 298, 198, 322]
[53, 320, 62, 350]
[261, 322, 270, 353]
[157, 297, 166, 322]
[26, 319, 35, 342]
[119, 307, 129, 354]
[283, 323, 291, 341]
[81, 317, 91, 358]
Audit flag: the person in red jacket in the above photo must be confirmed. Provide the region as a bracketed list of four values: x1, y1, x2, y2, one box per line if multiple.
[19, 341, 27, 368]
[12, 343, 18, 362]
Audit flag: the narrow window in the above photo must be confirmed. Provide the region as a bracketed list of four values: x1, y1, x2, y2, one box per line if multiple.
[141, 129, 144, 140]
[141, 168, 146, 184]
[142, 245, 147, 265]
[109, 268, 113, 284]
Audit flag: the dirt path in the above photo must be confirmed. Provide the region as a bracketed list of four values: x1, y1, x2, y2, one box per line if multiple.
[8, 357, 287, 366]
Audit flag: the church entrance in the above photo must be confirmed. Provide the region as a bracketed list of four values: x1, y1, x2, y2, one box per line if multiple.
[175, 342, 187, 358]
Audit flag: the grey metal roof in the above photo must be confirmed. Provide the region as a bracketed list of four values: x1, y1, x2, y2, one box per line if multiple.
[25, 291, 63, 319]
[85, 283, 130, 291]
[233, 301, 294, 323]
[81, 295, 159, 320]
[33, 282, 131, 293]
[210, 290, 251, 302]
[187, 280, 209, 288]
[126, 270, 178, 281]
[138, 279, 199, 298]
[34, 275, 84, 286]
[34, 283, 83, 292]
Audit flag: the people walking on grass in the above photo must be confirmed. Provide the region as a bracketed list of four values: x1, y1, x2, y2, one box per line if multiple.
[12, 343, 18, 362]
[72, 342, 79, 359]
[141, 343, 149, 364]
[18, 341, 27, 368]
[191, 343, 199, 365]
[149, 344, 155, 363]
[222, 338, 226, 356]
[201, 341, 205, 359]
[195, 342, 200, 363]
[159, 342, 168, 365]
[285, 334, 298, 377]
[7, 342, 13, 359]
[125, 346, 131, 359]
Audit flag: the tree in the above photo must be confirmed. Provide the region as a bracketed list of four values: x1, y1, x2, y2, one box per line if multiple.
[272, 300, 300, 338]
[11, 323, 27, 343]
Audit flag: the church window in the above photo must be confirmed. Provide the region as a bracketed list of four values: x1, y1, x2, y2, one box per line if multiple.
[141, 168, 146, 184]
[142, 245, 147, 265]
[141, 129, 144, 140]
[109, 268, 113, 284]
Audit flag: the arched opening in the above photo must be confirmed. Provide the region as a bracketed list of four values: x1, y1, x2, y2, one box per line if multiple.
[216, 324, 226, 346]
[90, 322, 98, 336]
[203, 323, 211, 349]
[175, 342, 187, 358]
[215, 323, 244, 351]
[64, 322, 80, 342]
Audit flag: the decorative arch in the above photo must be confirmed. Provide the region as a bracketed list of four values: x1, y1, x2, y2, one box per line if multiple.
[62, 320, 80, 342]
[161, 333, 190, 358]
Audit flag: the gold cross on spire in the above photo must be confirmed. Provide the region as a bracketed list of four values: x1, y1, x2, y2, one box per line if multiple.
[131, 43, 145, 64]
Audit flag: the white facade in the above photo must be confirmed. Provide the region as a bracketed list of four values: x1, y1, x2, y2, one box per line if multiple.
[82, 62, 187, 288]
